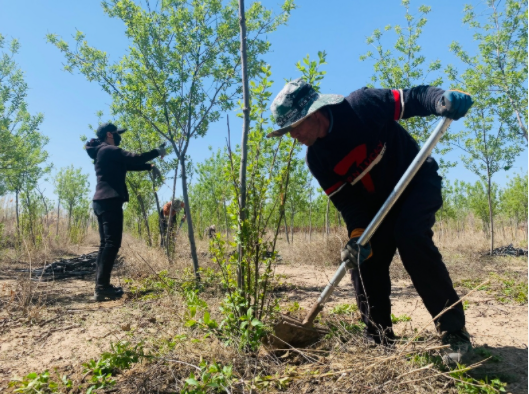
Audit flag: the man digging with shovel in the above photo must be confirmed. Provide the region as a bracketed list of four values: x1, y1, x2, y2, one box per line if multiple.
[267, 79, 473, 364]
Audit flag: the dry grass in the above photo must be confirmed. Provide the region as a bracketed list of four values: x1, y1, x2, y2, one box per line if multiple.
[103, 227, 524, 393]
[1, 220, 526, 393]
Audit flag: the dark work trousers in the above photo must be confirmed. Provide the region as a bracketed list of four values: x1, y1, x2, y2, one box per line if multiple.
[93, 198, 124, 288]
[351, 172, 465, 343]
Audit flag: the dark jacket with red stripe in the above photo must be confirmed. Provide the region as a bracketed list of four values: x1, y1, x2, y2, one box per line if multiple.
[306, 85, 444, 234]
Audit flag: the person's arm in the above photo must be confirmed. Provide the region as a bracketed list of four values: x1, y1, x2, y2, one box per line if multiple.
[127, 162, 154, 172]
[350, 85, 444, 127]
[351, 85, 472, 126]
[111, 146, 160, 168]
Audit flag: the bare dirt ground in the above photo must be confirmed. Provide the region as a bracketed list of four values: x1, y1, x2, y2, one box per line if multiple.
[273, 257, 528, 393]
[0, 232, 527, 393]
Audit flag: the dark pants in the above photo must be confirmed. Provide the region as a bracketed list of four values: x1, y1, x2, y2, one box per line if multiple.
[93, 199, 124, 287]
[351, 173, 465, 342]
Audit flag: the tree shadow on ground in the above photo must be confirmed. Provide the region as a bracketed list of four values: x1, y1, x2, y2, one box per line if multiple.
[468, 345, 527, 394]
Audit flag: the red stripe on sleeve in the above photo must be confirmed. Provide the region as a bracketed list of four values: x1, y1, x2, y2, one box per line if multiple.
[392, 89, 401, 120]
[325, 181, 345, 196]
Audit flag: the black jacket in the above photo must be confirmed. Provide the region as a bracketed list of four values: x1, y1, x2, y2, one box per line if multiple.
[306, 85, 444, 234]
[86, 140, 159, 202]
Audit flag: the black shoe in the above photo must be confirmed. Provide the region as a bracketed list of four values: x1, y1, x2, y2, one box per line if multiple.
[93, 285, 124, 302]
[441, 327, 473, 365]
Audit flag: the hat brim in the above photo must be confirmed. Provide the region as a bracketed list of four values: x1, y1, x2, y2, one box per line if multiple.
[267, 94, 344, 138]
[117, 128, 127, 134]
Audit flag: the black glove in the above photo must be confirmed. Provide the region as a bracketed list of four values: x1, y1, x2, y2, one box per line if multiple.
[151, 165, 162, 181]
[341, 229, 373, 270]
[156, 142, 167, 157]
[435, 90, 473, 120]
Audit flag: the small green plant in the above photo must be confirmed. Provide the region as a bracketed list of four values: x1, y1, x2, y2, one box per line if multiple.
[125, 270, 176, 299]
[83, 358, 116, 393]
[330, 303, 358, 315]
[463, 300, 470, 310]
[490, 273, 528, 304]
[391, 314, 411, 324]
[409, 352, 444, 369]
[325, 320, 365, 341]
[183, 288, 219, 331]
[9, 370, 72, 393]
[219, 293, 267, 351]
[455, 279, 490, 291]
[182, 359, 234, 393]
[82, 341, 146, 393]
[287, 301, 301, 313]
[450, 367, 507, 393]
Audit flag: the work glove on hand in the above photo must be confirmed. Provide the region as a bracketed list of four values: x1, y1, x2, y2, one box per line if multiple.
[151, 165, 162, 181]
[436, 90, 473, 120]
[156, 142, 167, 158]
[341, 229, 373, 270]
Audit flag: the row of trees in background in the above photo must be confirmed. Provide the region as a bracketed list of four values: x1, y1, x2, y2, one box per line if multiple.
[0, 1, 527, 259]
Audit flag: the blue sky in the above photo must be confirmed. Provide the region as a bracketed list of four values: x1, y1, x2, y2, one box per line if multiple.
[1, 0, 527, 202]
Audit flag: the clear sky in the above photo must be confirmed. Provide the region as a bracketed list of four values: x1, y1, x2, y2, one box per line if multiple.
[1, 0, 527, 202]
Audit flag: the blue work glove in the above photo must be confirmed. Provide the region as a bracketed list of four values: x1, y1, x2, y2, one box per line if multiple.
[436, 90, 473, 120]
[341, 229, 373, 270]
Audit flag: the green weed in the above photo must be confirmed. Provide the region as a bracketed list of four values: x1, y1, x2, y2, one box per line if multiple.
[325, 320, 365, 341]
[286, 301, 301, 313]
[9, 370, 72, 393]
[490, 273, 528, 304]
[218, 292, 267, 351]
[330, 303, 358, 315]
[455, 279, 490, 291]
[125, 270, 176, 299]
[450, 367, 507, 393]
[391, 314, 411, 323]
[82, 341, 146, 393]
[182, 359, 234, 393]
[410, 352, 507, 393]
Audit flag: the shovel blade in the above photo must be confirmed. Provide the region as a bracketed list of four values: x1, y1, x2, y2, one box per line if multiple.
[268, 314, 329, 349]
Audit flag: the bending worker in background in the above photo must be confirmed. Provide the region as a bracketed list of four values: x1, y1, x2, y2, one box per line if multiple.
[86, 123, 166, 301]
[267, 79, 473, 364]
[160, 199, 186, 247]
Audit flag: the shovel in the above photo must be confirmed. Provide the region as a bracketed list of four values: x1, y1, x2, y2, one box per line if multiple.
[270, 117, 452, 348]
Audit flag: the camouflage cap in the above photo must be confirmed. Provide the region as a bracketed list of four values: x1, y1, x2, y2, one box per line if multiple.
[267, 78, 344, 138]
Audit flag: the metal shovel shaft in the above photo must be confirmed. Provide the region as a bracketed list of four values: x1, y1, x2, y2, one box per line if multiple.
[302, 117, 452, 325]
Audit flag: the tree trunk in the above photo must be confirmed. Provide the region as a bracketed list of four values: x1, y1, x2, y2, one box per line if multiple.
[25, 193, 36, 246]
[487, 176, 494, 254]
[56, 199, 60, 236]
[15, 191, 20, 240]
[68, 206, 72, 232]
[237, 0, 251, 292]
[290, 210, 295, 244]
[283, 214, 290, 244]
[223, 197, 230, 240]
[325, 197, 330, 238]
[181, 157, 200, 281]
[308, 200, 312, 243]
[137, 194, 152, 247]
[152, 188, 163, 243]
[166, 166, 179, 256]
